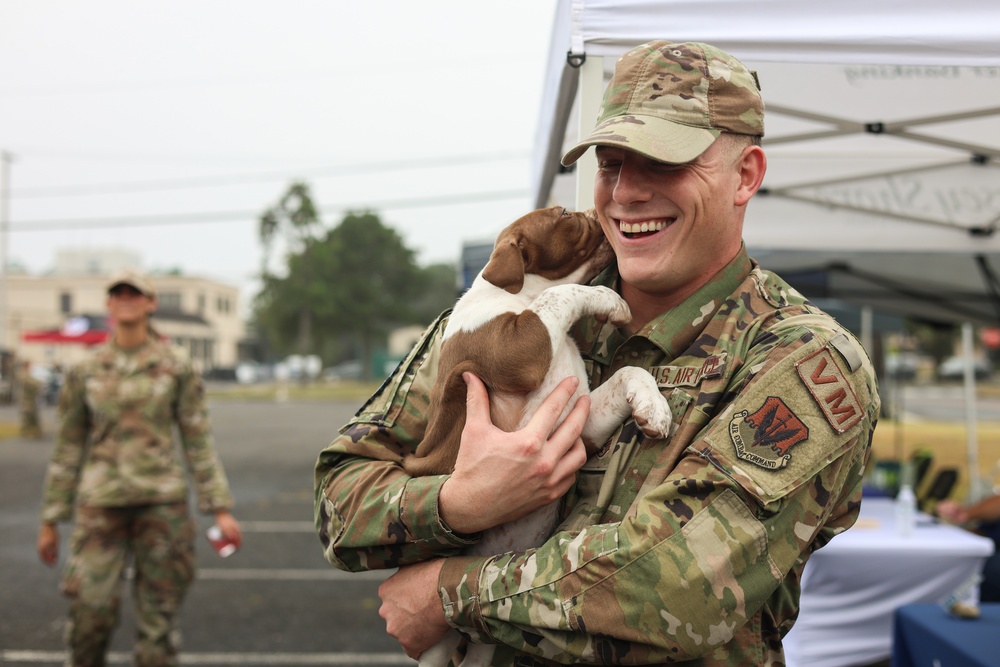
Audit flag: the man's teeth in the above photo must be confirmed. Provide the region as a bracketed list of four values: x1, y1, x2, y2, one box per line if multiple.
[619, 220, 668, 234]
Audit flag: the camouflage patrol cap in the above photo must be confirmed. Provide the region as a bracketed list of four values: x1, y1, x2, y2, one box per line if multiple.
[561, 40, 765, 166]
[107, 268, 156, 298]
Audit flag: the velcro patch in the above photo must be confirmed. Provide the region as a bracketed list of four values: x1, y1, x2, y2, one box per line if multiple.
[651, 354, 725, 388]
[795, 347, 863, 433]
[728, 396, 809, 470]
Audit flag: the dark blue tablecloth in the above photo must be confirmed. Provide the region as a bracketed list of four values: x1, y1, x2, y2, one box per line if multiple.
[892, 603, 1000, 667]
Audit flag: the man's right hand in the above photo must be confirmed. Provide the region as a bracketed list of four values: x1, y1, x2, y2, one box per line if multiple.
[438, 372, 590, 535]
[37, 522, 59, 566]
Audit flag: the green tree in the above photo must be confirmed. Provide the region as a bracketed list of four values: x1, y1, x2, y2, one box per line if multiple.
[254, 201, 456, 378]
[411, 262, 461, 324]
[258, 181, 319, 278]
[256, 182, 322, 354]
[313, 211, 430, 376]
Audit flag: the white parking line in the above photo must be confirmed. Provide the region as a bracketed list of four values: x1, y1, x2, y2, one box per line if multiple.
[1, 650, 415, 665]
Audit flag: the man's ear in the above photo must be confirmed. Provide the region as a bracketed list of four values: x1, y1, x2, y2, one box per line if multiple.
[481, 240, 525, 294]
[735, 145, 767, 207]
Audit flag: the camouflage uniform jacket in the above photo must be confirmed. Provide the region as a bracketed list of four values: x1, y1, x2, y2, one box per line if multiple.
[314, 247, 880, 665]
[41, 334, 234, 523]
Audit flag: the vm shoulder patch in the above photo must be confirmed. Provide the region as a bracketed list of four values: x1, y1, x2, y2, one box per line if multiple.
[795, 347, 863, 433]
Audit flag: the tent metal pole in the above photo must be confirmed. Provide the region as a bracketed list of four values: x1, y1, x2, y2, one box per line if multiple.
[961, 322, 982, 501]
[0, 151, 9, 353]
[574, 55, 603, 213]
[860, 305, 873, 355]
[533, 61, 582, 210]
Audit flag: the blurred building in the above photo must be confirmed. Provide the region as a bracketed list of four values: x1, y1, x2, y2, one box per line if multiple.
[3, 266, 244, 372]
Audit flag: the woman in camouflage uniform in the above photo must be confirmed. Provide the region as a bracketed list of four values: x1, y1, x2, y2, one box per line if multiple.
[37, 269, 242, 667]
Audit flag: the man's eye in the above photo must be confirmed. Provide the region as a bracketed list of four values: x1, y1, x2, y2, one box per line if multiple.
[651, 162, 684, 173]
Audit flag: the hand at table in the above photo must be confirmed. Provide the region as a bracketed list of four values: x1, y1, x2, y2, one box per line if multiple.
[936, 499, 968, 524]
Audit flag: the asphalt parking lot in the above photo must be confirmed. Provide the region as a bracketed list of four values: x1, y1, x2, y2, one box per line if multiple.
[0, 394, 416, 666]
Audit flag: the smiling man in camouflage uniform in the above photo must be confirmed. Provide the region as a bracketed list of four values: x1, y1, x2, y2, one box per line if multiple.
[37, 269, 242, 667]
[314, 40, 880, 665]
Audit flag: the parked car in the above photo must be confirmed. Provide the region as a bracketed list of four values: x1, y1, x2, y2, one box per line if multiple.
[323, 360, 364, 381]
[235, 361, 272, 384]
[936, 356, 992, 381]
[885, 353, 923, 381]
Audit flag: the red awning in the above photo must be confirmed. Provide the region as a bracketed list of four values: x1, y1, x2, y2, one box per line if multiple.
[21, 329, 110, 346]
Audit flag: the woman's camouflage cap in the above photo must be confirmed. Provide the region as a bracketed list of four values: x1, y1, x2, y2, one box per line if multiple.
[107, 268, 156, 298]
[561, 40, 765, 166]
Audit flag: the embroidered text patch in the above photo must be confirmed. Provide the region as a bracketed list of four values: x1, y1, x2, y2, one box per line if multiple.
[728, 396, 809, 470]
[795, 347, 863, 433]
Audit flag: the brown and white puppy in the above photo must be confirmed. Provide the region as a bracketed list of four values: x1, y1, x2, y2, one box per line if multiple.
[404, 206, 671, 667]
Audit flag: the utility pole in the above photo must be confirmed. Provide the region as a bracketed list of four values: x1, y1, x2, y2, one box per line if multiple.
[0, 150, 10, 352]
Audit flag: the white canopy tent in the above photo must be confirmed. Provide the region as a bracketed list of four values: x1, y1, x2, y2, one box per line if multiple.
[531, 0, 1000, 505]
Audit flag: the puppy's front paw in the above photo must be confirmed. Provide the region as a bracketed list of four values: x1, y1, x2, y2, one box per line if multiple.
[608, 301, 632, 327]
[591, 286, 631, 327]
[629, 391, 672, 439]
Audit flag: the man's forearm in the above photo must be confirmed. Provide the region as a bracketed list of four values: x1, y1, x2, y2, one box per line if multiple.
[316, 455, 478, 571]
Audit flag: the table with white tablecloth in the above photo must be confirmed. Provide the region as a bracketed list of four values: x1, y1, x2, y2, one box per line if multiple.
[783, 497, 994, 667]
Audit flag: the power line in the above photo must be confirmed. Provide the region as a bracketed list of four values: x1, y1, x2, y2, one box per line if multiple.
[2, 69, 353, 98]
[9, 188, 531, 232]
[5, 146, 344, 164]
[8, 151, 529, 198]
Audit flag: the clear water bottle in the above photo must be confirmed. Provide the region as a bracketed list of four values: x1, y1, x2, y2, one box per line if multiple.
[895, 483, 917, 537]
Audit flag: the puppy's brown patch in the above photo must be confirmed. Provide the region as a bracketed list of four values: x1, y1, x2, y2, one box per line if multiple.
[402, 311, 552, 477]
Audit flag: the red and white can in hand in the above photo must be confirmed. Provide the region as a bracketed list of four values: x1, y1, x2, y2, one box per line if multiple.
[206, 525, 239, 558]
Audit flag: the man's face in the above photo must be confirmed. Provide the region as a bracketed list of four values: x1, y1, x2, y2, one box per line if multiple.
[593, 138, 749, 306]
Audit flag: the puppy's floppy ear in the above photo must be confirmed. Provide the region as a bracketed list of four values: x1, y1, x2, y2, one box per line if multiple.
[481, 239, 525, 294]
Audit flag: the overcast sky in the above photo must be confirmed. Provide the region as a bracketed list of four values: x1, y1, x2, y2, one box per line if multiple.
[0, 1, 558, 306]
